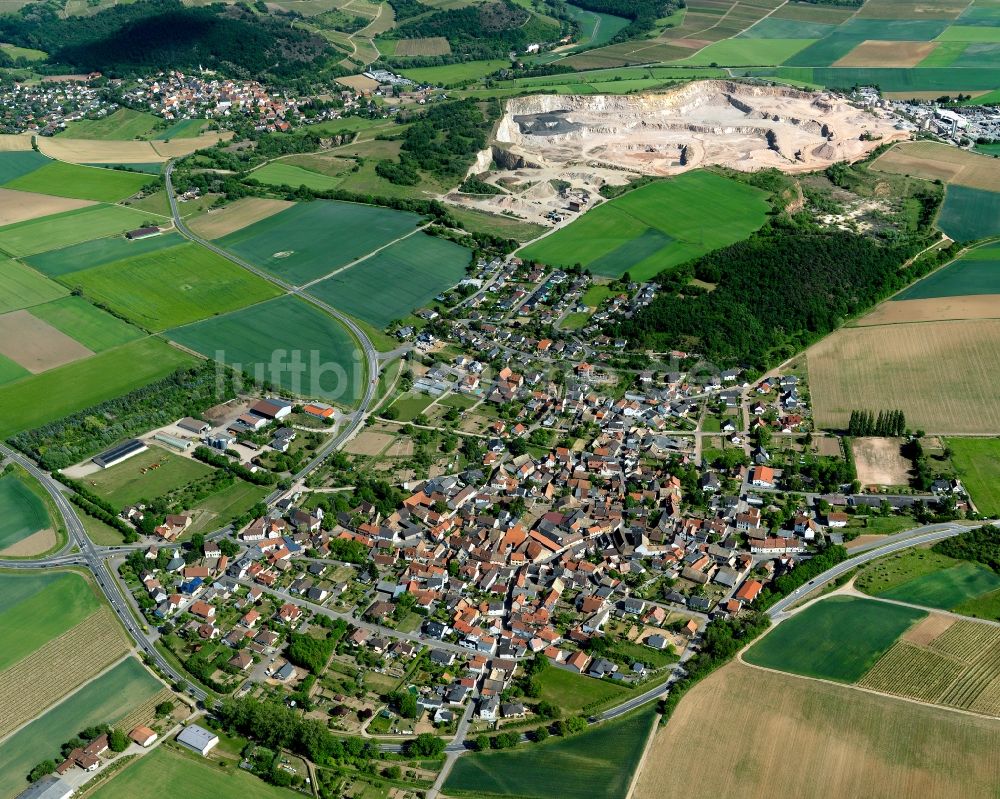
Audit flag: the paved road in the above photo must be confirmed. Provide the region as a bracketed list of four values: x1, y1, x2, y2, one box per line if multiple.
[766, 520, 990, 619]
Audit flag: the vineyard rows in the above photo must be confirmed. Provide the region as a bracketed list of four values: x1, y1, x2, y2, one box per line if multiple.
[0, 609, 131, 740]
[940, 641, 1000, 713]
[930, 622, 1000, 661]
[116, 687, 174, 734]
[858, 642, 966, 703]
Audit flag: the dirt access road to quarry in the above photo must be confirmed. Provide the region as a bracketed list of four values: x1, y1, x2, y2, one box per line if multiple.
[447, 80, 909, 227]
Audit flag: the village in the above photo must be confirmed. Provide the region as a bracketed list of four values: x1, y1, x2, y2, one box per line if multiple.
[31, 252, 961, 794]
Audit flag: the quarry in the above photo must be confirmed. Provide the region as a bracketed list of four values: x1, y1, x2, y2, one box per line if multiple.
[446, 80, 909, 228]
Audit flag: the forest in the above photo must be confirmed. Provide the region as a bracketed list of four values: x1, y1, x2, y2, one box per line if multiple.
[390, 0, 563, 58]
[613, 213, 947, 370]
[0, 0, 333, 79]
[570, 0, 681, 41]
[396, 99, 497, 182]
[934, 525, 1000, 572]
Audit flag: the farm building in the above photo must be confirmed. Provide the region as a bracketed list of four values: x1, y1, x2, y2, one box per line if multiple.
[15, 776, 74, 799]
[303, 403, 334, 419]
[250, 398, 293, 420]
[125, 226, 162, 240]
[176, 724, 219, 756]
[129, 725, 158, 747]
[92, 438, 148, 469]
[177, 417, 210, 434]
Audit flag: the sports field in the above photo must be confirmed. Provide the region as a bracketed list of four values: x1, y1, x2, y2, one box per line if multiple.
[0, 258, 67, 313]
[519, 172, 770, 280]
[3, 161, 150, 202]
[307, 232, 470, 327]
[90, 744, 297, 799]
[25, 231, 184, 277]
[250, 161, 345, 191]
[0, 658, 162, 799]
[0, 473, 50, 551]
[217, 200, 424, 285]
[894, 244, 1000, 300]
[0, 570, 101, 671]
[62, 242, 283, 331]
[946, 437, 1000, 516]
[169, 295, 363, 405]
[28, 296, 144, 352]
[445, 707, 656, 799]
[743, 595, 925, 682]
[808, 319, 1000, 434]
[633, 660, 1000, 799]
[937, 186, 1000, 241]
[0, 204, 151, 257]
[87, 446, 216, 507]
[0, 338, 195, 438]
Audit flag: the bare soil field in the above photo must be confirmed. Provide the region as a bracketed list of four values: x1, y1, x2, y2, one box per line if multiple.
[0, 188, 95, 226]
[343, 430, 394, 455]
[856, 295, 1000, 325]
[0, 134, 34, 151]
[0, 310, 93, 373]
[395, 36, 450, 55]
[632, 660, 1000, 799]
[834, 40, 937, 67]
[846, 534, 890, 550]
[0, 526, 56, 557]
[852, 437, 911, 486]
[903, 614, 954, 646]
[187, 197, 295, 239]
[475, 81, 907, 224]
[872, 141, 1000, 192]
[808, 319, 1000, 434]
[336, 74, 379, 92]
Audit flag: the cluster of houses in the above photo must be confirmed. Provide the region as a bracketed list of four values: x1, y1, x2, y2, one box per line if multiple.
[0, 76, 105, 135]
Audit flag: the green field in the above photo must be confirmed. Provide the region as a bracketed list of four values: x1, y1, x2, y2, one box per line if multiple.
[855, 548, 959, 596]
[3, 161, 151, 203]
[947, 437, 1000, 516]
[169, 295, 363, 405]
[398, 59, 509, 84]
[519, 171, 770, 279]
[90, 744, 296, 799]
[878, 561, 1000, 610]
[250, 161, 345, 191]
[0, 338, 194, 437]
[0, 658, 162, 799]
[308, 232, 470, 327]
[0, 473, 50, 551]
[439, 205, 546, 243]
[894, 245, 1000, 299]
[0, 42, 46, 60]
[745, 65, 1000, 92]
[682, 38, 816, 66]
[217, 200, 424, 285]
[389, 391, 435, 422]
[0, 258, 67, 313]
[564, 3, 630, 51]
[938, 25, 1000, 42]
[445, 707, 656, 799]
[87, 446, 216, 507]
[743, 596, 925, 682]
[952, 588, 1000, 621]
[0, 570, 101, 671]
[0, 151, 49, 184]
[738, 17, 838, 38]
[59, 109, 159, 140]
[188, 480, 269, 535]
[937, 186, 1000, 241]
[62, 242, 283, 331]
[153, 118, 208, 139]
[25, 231, 184, 277]
[29, 296, 144, 352]
[0, 355, 29, 386]
[535, 665, 631, 714]
[0, 204, 152, 257]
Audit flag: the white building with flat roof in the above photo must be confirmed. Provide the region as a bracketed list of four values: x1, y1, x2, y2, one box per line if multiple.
[176, 724, 219, 757]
